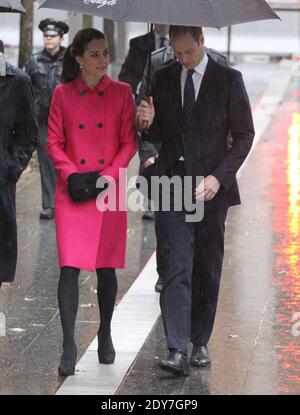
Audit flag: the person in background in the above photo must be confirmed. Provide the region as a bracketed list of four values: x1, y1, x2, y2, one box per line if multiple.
[119, 25, 170, 221]
[25, 19, 69, 220]
[0, 39, 38, 288]
[119, 24, 170, 98]
[47, 28, 154, 377]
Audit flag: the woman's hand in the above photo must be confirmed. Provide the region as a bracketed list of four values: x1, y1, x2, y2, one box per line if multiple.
[67, 173, 91, 202]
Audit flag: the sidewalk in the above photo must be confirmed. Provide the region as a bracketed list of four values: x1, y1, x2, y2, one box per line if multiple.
[0, 60, 299, 395]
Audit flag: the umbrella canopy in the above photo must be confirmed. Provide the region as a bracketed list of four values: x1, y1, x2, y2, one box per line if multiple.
[38, 0, 279, 28]
[0, 0, 26, 13]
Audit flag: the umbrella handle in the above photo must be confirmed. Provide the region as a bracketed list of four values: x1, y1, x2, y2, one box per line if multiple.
[145, 23, 154, 97]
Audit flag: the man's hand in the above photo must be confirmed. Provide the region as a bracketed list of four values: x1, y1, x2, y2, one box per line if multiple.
[143, 156, 157, 168]
[195, 175, 221, 201]
[136, 97, 155, 131]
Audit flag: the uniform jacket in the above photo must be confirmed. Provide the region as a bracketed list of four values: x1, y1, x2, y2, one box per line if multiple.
[0, 63, 38, 282]
[25, 47, 65, 124]
[47, 75, 137, 270]
[143, 57, 255, 211]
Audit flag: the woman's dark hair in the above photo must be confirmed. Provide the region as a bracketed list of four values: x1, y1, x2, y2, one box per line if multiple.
[61, 28, 106, 83]
[169, 26, 203, 43]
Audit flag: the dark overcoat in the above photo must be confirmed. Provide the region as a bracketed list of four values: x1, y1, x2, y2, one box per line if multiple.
[118, 31, 155, 94]
[0, 63, 38, 282]
[25, 47, 65, 125]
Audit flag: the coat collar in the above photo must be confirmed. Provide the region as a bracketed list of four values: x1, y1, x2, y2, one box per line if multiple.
[73, 73, 112, 95]
[41, 46, 65, 62]
[4, 62, 17, 77]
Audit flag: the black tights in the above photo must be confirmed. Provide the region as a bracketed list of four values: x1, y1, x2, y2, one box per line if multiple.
[57, 266, 117, 351]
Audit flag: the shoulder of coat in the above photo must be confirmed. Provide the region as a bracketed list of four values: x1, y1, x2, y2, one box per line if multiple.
[7, 65, 31, 89]
[205, 47, 228, 66]
[208, 56, 242, 80]
[59, 81, 75, 91]
[130, 31, 153, 47]
[28, 50, 44, 61]
[53, 81, 70, 97]
[155, 59, 179, 79]
[25, 50, 44, 68]
[8, 64, 29, 80]
[110, 78, 132, 94]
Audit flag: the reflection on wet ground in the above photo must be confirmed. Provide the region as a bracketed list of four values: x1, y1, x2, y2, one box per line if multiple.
[269, 100, 300, 394]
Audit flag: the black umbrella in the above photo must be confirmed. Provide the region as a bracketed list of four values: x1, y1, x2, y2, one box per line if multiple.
[38, 0, 280, 28]
[0, 0, 26, 13]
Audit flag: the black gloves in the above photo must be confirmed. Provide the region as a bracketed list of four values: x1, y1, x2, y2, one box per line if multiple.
[67, 171, 108, 202]
[67, 172, 93, 202]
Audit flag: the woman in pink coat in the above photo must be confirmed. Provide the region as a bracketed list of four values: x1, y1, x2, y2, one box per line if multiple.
[48, 28, 153, 377]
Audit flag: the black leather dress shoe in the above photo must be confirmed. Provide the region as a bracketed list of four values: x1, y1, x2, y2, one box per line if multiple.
[142, 210, 154, 220]
[39, 208, 54, 220]
[155, 277, 164, 293]
[159, 349, 190, 376]
[190, 345, 211, 367]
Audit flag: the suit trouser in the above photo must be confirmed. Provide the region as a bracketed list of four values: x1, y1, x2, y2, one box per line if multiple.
[155, 207, 228, 354]
[154, 212, 169, 280]
[37, 123, 56, 210]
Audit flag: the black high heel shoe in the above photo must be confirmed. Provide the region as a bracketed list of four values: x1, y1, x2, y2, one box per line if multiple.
[97, 331, 116, 364]
[58, 343, 77, 376]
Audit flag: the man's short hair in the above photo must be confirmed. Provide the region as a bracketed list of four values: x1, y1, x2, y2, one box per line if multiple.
[169, 26, 203, 43]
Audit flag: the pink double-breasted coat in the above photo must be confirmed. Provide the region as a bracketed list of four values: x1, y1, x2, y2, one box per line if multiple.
[47, 75, 137, 271]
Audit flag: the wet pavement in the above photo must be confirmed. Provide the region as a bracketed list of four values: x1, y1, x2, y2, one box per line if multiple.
[1, 61, 300, 395]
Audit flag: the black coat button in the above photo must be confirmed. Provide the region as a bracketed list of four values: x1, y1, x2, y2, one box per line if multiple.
[80, 159, 86, 165]
[79, 124, 84, 129]
[99, 159, 105, 165]
[98, 91, 104, 97]
[98, 123, 103, 128]
[80, 92, 85, 96]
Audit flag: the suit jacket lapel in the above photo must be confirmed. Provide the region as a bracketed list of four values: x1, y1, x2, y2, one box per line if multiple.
[169, 62, 184, 130]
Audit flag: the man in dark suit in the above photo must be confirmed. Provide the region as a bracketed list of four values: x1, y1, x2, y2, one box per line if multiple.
[138, 44, 229, 294]
[118, 24, 170, 96]
[142, 26, 255, 376]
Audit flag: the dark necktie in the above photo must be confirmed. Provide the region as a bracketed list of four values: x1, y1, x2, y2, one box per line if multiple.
[159, 36, 167, 48]
[183, 69, 195, 131]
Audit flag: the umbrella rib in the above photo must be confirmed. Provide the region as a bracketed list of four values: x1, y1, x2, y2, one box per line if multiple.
[207, 0, 221, 29]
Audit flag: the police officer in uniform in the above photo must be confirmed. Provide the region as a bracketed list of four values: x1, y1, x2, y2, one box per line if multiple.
[25, 19, 69, 220]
